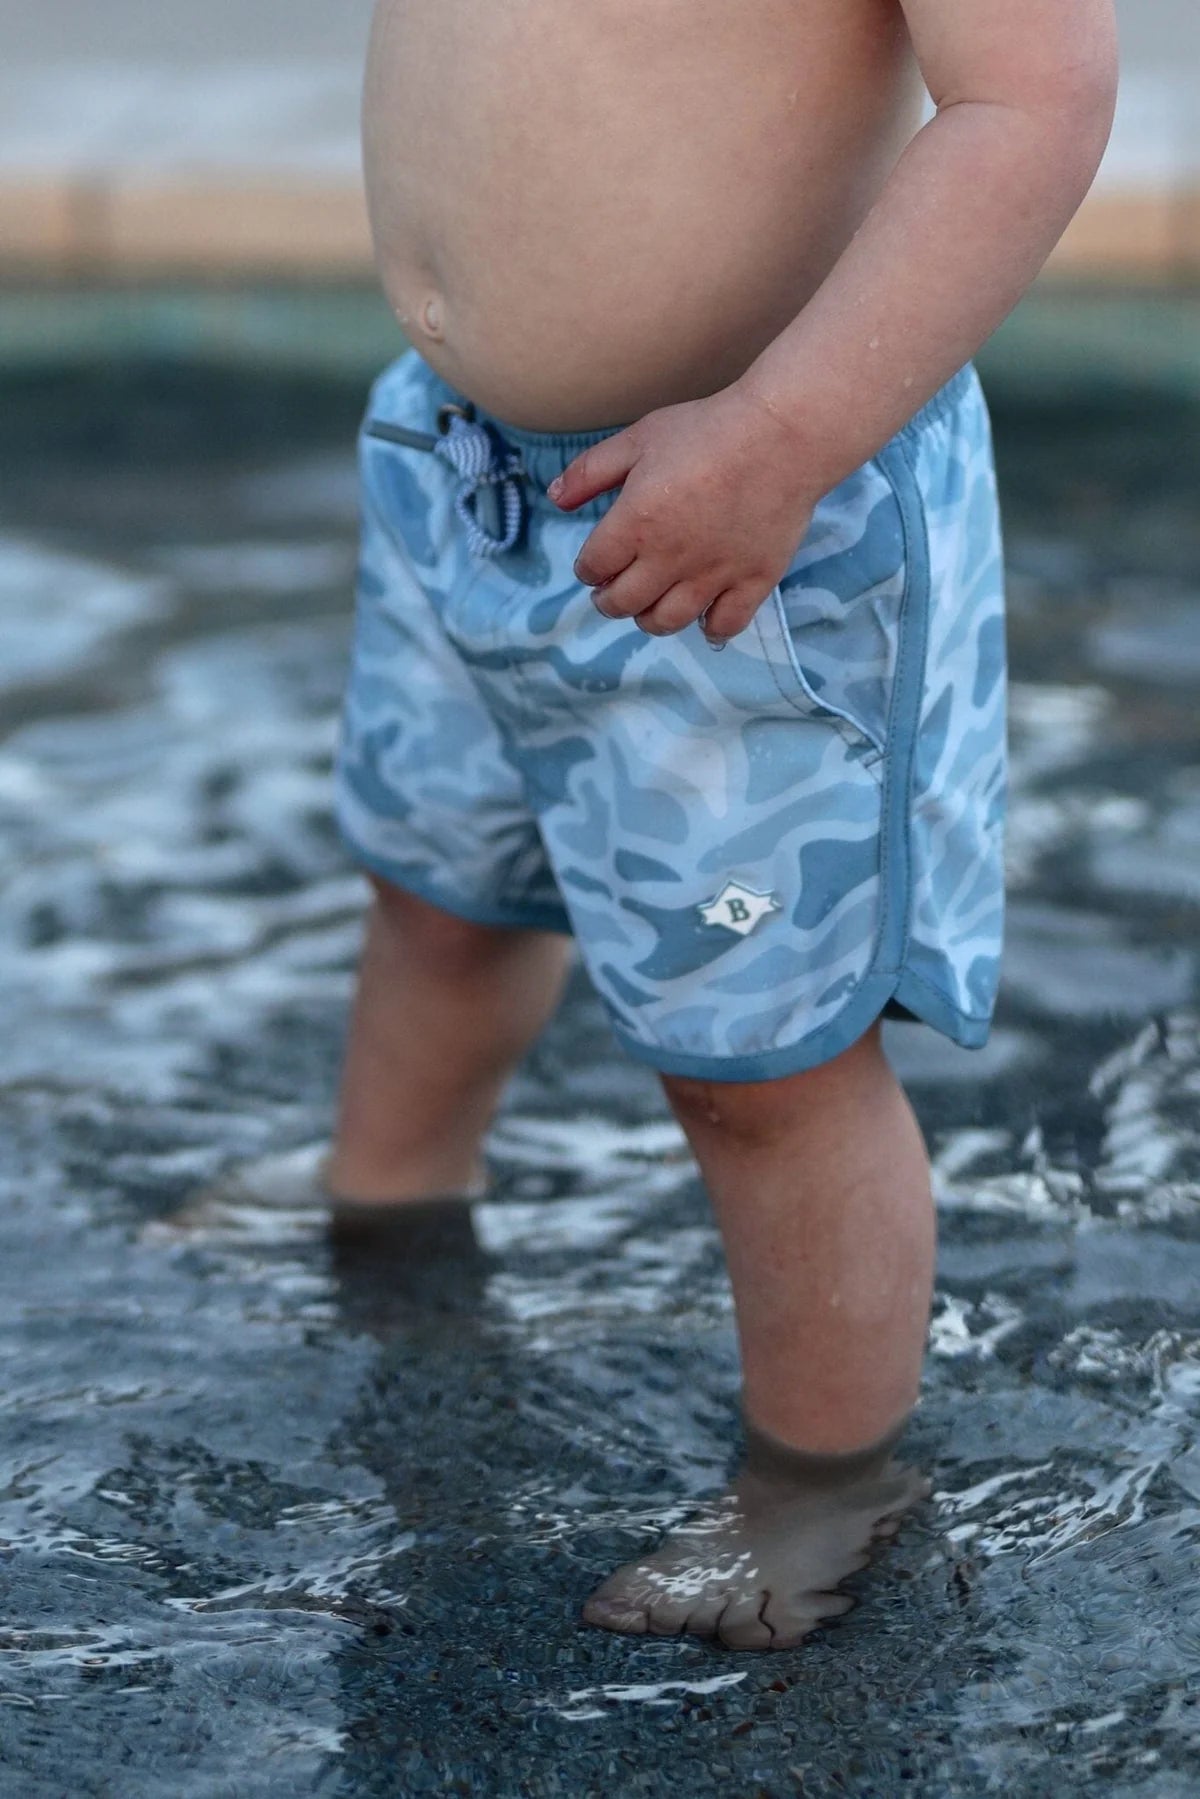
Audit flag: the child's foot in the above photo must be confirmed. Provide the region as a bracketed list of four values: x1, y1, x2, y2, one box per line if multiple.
[582, 1417, 929, 1650]
[172, 1140, 490, 1243]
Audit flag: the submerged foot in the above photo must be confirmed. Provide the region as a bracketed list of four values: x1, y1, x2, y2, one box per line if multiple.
[582, 1417, 929, 1650]
[170, 1140, 490, 1247]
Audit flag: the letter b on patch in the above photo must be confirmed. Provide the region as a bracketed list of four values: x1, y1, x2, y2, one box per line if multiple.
[697, 879, 781, 938]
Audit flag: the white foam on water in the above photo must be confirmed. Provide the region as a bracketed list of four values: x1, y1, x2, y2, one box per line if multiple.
[550, 1670, 748, 1721]
[485, 1112, 689, 1177]
[487, 1226, 721, 1330]
[929, 1294, 1024, 1361]
[1004, 681, 1115, 886]
[939, 1328, 1200, 1566]
[1092, 1013, 1200, 1220]
[1077, 1709, 1128, 1735]
[930, 1037, 1196, 1224]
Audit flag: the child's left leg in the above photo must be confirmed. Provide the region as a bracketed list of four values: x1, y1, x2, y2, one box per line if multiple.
[584, 1017, 934, 1649]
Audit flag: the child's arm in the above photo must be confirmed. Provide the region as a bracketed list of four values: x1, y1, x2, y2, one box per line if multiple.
[737, 0, 1119, 494]
[552, 0, 1118, 641]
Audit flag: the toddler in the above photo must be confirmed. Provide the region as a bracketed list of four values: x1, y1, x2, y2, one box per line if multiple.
[314, 0, 1117, 1649]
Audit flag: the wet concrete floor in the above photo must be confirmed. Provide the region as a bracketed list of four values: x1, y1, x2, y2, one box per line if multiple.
[0, 329, 1198, 1796]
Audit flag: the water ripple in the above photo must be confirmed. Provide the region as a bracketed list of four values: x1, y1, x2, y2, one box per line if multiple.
[0, 365, 1197, 1795]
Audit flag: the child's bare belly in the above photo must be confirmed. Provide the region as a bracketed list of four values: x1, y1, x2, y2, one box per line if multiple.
[364, 0, 922, 431]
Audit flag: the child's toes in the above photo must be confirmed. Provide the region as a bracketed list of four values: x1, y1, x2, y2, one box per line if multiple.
[765, 1587, 856, 1648]
[646, 1599, 697, 1637]
[714, 1590, 775, 1650]
[583, 1558, 701, 1636]
[581, 1590, 651, 1635]
[677, 1590, 739, 1640]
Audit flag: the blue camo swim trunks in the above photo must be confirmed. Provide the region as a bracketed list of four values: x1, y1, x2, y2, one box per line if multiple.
[334, 347, 1007, 1082]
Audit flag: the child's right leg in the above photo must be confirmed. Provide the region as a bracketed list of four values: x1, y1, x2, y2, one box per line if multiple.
[324, 875, 573, 1204]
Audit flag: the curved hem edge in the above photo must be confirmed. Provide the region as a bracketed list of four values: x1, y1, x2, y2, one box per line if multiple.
[337, 834, 574, 935]
[608, 967, 993, 1083]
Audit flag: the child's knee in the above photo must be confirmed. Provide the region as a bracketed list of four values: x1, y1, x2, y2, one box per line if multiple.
[660, 1022, 887, 1145]
[661, 1070, 804, 1147]
[366, 873, 517, 974]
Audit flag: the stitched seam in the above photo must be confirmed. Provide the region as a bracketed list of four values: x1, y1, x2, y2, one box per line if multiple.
[752, 599, 885, 780]
[671, 444, 930, 1057]
[338, 839, 570, 931]
[868, 438, 930, 984]
[611, 449, 959, 1068]
[899, 963, 989, 1022]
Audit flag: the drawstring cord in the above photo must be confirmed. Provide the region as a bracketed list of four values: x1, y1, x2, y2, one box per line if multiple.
[436, 413, 527, 557]
[366, 408, 726, 648]
[365, 407, 526, 559]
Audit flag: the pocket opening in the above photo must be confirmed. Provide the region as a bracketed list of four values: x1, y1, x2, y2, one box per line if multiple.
[756, 587, 887, 765]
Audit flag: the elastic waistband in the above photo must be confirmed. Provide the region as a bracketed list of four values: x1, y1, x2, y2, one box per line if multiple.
[413, 361, 631, 520]
[411, 354, 978, 521]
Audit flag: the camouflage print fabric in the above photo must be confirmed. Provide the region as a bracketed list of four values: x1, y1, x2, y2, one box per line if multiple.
[334, 348, 1006, 1081]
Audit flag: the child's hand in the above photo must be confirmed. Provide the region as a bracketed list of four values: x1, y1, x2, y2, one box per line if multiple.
[547, 384, 820, 643]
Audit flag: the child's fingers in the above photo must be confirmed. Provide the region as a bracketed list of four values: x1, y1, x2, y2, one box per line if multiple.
[700, 585, 764, 642]
[588, 558, 671, 621]
[635, 581, 712, 636]
[549, 428, 638, 510]
[572, 513, 638, 587]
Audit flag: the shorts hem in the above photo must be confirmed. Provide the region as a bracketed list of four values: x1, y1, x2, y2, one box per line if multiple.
[607, 967, 993, 1083]
[890, 967, 993, 1047]
[339, 835, 574, 935]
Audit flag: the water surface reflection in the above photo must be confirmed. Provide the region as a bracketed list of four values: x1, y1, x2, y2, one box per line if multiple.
[0, 359, 1196, 1796]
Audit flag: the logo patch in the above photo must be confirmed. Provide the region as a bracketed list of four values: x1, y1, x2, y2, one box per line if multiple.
[697, 879, 781, 937]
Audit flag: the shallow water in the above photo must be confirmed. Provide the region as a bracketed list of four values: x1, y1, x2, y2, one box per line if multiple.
[0, 352, 1198, 1797]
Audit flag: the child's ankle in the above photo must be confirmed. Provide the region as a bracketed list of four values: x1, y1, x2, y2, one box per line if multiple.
[320, 1146, 489, 1206]
[742, 1408, 914, 1491]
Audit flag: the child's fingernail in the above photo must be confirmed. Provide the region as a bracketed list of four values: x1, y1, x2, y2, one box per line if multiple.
[548, 475, 564, 500]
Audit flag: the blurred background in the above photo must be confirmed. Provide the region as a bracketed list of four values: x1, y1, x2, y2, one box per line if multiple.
[1, 0, 1198, 281]
[0, 5, 1198, 1798]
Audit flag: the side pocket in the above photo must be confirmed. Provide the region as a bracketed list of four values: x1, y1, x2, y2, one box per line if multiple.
[754, 585, 886, 764]
[752, 461, 910, 771]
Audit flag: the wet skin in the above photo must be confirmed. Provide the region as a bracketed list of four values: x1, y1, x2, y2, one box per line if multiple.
[583, 1417, 930, 1649]
[363, 0, 924, 431]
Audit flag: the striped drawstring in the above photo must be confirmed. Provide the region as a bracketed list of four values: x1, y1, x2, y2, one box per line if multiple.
[365, 409, 528, 559]
[434, 414, 527, 558]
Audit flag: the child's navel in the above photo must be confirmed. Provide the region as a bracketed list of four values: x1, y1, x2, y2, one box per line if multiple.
[419, 294, 447, 342]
